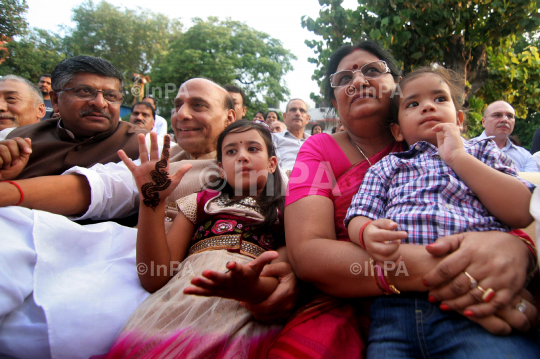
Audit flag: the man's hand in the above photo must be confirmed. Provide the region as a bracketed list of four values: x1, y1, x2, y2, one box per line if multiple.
[0, 137, 32, 180]
[241, 261, 299, 324]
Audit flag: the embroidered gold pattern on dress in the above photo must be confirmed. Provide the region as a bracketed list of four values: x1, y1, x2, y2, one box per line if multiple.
[214, 194, 262, 214]
[188, 234, 266, 258]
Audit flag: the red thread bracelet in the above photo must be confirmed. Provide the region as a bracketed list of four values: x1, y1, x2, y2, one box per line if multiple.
[358, 220, 374, 250]
[1, 181, 24, 205]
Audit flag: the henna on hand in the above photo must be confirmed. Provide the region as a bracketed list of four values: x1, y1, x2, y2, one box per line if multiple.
[140, 136, 172, 210]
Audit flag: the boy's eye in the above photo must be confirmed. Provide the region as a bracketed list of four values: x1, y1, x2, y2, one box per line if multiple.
[405, 101, 418, 108]
[435, 96, 447, 102]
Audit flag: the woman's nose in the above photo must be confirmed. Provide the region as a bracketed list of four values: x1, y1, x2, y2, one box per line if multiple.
[351, 71, 369, 88]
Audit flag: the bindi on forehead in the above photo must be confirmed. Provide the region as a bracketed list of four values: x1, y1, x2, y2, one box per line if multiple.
[352, 64, 359, 70]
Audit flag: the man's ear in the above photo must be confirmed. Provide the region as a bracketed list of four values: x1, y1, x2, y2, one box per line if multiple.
[36, 103, 46, 120]
[50, 91, 60, 113]
[456, 111, 464, 131]
[268, 156, 278, 174]
[390, 123, 404, 142]
[481, 116, 486, 127]
[226, 109, 236, 125]
[241, 106, 247, 118]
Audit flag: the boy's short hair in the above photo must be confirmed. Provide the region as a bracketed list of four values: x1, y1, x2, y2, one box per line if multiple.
[390, 64, 465, 126]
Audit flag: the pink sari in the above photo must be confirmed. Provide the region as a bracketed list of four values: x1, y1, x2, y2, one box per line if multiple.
[269, 139, 401, 359]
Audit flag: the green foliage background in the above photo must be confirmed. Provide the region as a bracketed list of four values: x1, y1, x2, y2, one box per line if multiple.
[0, 0, 295, 131]
[301, 0, 540, 148]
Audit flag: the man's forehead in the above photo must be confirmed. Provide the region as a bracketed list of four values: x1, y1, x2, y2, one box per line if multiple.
[66, 72, 121, 89]
[176, 78, 226, 101]
[133, 105, 152, 113]
[39, 77, 51, 82]
[288, 99, 307, 110]
[0, 80, 30, 96]
[487, 101, 514, 115]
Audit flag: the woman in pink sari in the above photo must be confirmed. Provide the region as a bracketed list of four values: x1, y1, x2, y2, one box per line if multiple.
[268, 40, 539, 358]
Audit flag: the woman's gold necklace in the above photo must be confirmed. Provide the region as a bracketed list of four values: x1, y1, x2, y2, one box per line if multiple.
[350, 136, 372, 166]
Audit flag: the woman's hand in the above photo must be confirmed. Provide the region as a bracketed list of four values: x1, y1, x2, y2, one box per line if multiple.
[423, 231, 531, 317]
[119, 133, 190, 210]
[461, 289, 538, 335]
[242, 260, 299, 324]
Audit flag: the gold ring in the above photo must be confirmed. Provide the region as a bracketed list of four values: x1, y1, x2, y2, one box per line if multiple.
[464, 271, 478, 289]
[477, 286, 495, 302]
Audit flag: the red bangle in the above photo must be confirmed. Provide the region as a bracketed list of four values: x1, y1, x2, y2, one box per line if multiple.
[1, 181, 24, 205]
[358, 220, 374, 250]
[509, 229, 538, 279]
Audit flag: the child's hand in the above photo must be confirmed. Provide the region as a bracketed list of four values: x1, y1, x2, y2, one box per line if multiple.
[118, 133, 192, 210]
[364, 219, 407, 265]
[184, 251, 279, 304]
[432, 123, 466, 167]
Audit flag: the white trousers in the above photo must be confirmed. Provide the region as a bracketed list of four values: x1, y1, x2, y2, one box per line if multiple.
[0, 207, 149, 359]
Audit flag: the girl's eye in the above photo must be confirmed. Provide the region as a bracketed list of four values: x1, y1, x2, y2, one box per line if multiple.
[248, 146, 260, 152]
[435, 96, 447, 102]
[405, 101, 418, 108]
[226, 149, 236, 155]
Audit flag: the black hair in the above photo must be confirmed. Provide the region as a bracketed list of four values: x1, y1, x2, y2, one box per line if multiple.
[39, 74, 51, 81]
[254, 111, 266, 119]
[131, 101, 156, 119]
[51, 55, 124, 92]
[207, 120, 284, 242]
[142, 95, 156, 107]
[266, 111, 281, 121]
[390, 64, 465, 126]
[324, 39, 402, 103]
[223, 84, 246, 108]
[311, 124, 322, 135]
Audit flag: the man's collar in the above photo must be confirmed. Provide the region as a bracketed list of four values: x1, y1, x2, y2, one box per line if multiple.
[479, 130, 513, 149]
[56, 118, 122, 142]
[284, 130, 309, 140]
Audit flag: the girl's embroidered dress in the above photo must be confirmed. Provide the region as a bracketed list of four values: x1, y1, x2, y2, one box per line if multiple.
[101, 190, 283, 359]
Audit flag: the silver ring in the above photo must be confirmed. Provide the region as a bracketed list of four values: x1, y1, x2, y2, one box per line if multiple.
[515, 299, 527, 313]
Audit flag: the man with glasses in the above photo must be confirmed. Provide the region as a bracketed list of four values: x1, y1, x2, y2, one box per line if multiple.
[475, 100, 537, 172]
[1, 56, 143, 179]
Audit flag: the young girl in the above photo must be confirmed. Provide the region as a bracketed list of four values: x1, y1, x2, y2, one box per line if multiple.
[346, 66, 540, 358]
[103, 120, 287, 358]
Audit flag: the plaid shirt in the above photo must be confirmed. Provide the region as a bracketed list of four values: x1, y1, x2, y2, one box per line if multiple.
[345, 138, 535, 245]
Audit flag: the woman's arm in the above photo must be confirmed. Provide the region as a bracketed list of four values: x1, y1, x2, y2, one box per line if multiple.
[286, 195, 440, 297]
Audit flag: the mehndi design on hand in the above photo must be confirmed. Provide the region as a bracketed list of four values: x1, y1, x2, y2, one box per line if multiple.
[141, 136, 172, 210]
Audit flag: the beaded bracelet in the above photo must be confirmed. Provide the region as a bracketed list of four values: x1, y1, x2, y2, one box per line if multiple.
[1, 181, 24, 205]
